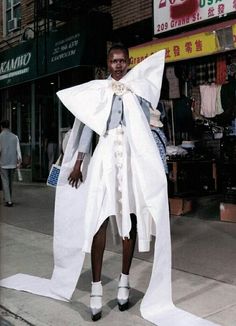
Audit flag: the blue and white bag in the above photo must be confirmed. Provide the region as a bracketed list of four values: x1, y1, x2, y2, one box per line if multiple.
[46, 155, 63, 187]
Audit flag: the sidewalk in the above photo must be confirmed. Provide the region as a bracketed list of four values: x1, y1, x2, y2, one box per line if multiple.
[0, 183, 236, 325]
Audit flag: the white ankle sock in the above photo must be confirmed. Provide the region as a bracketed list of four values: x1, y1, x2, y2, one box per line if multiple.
[90, 281, 102, 309]
[119, 273, 129, 285]
[118, 274, 130, 301]
[91, 281, 102, 291]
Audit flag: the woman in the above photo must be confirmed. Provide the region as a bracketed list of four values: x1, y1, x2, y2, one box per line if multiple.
[66, 44, 164, 320]
[0, 46, 218, 326]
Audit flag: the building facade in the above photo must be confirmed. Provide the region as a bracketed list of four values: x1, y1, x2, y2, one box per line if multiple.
[0, 0, 236, 195]
[0, 0, 113, 181]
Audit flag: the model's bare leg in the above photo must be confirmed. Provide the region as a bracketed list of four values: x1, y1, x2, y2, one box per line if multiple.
[118, 213, 137, 311]
[122, 213, 137, 274]
[90, 218, 109, 321]
[91, 218, 109, 282]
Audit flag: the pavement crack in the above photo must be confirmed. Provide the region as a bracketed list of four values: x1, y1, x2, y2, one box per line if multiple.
[0, 305, 35, 326]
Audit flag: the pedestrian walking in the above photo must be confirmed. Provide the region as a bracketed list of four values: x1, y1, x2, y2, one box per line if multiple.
[0, 120, 22, 207]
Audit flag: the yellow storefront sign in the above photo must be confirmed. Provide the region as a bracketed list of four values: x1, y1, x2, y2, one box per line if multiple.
[129, 24, 236, 67]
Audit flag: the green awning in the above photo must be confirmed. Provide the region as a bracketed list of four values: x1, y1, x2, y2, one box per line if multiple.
[0, 40, 37, 88]
[0, 13, 111, 89]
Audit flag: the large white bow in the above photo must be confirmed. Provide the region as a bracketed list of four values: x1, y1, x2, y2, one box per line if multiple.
[57, 50, 166, 135]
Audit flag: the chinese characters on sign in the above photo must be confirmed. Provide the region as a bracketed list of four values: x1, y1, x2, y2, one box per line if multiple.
[165, 38, 203, 60]
[153, 0, 236, 35]
[129, 24, 236, 67]
[130, 34, 213, 66]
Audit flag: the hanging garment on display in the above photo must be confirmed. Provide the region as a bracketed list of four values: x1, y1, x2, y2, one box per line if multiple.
[196, 63, 207, 85]
[200, 84, 218, 118]
[207, 61, 216, 84]
[215, 85, 224, 116]
[191, 85, 202, 120]
[160, 100, 174, 144]
[219, 79, 236, 125]
[171, 96, 194, 133]
[165, 66, 180, 99]
[221, 79, 236, 112]
[0, 51, 218, 326]
[196, 61, 216, 85]
[216, 55, 227, 85]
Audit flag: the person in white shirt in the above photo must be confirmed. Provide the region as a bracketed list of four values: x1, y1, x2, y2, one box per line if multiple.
[0, 120, 22, 207]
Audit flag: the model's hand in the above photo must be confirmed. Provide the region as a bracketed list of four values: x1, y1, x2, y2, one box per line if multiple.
[68, 166, 83, 188]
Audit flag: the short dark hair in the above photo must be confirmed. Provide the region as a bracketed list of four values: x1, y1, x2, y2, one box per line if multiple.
[108, 43, 129, 58]
[0, 120, 10, 129]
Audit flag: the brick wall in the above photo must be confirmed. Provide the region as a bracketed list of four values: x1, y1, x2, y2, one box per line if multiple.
[21, 0, 35, 28]
[0, 0, 34, 50]
[0, 0, 153, 50]
[111, 0, 152, 30]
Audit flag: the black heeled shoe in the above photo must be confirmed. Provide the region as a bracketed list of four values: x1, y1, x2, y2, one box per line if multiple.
[117, 290, 130, 311]
[90, 303, 102, 321]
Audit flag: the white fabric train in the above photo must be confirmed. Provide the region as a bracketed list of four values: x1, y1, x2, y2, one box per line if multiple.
[0, 50, 218, 326]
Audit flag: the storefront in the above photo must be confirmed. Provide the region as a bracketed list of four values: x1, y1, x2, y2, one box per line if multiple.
[129, 11, 236, 217]
[0, 16, 108, 182]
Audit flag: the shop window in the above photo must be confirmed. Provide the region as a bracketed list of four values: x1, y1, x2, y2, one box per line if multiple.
[8, 83, 31, 170]
[4, 0, 21, 35]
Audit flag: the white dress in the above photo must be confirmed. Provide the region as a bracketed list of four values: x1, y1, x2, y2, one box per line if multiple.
[0, 50, 219, 326]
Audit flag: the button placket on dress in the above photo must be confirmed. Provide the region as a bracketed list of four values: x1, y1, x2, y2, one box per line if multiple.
[111, 81, 131, 234]
[115, 125, 124, 217]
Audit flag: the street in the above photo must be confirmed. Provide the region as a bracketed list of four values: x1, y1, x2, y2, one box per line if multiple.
[0, 183, 236, 325]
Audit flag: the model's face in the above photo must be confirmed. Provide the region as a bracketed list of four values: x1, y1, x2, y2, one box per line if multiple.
[107, 49, 129, 81]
